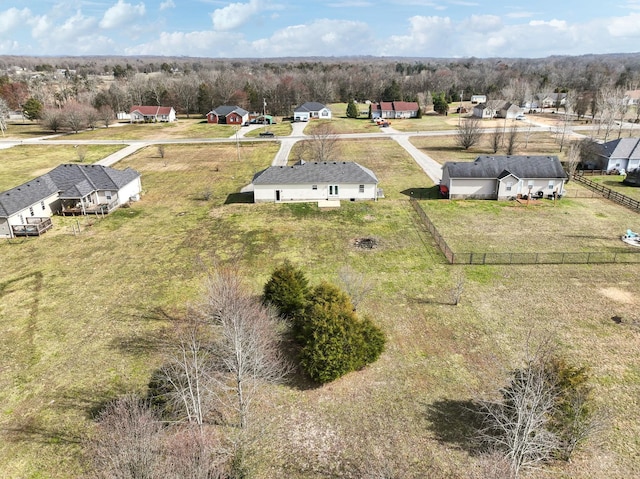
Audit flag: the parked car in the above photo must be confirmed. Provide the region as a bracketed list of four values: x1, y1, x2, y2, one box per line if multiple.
[515, 114, 526, 120]
[259, 131, 275, 137]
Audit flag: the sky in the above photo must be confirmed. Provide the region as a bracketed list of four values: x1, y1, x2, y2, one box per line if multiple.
[0, 0, 639, 59]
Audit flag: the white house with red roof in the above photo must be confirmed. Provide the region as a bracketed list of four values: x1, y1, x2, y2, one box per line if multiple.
[129, 105, 176, 123]
[371, 101, 420, 119]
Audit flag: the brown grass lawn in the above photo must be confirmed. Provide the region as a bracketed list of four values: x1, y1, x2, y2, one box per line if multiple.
[1, 140, 639, 478]
[0, 144, 125, 190]
[410, 130, 570, 164]
[3, 121, 54, 139]
[61, 118, 236, 140]
[420, 197, 640, 253]
[587, 174, 640, 202]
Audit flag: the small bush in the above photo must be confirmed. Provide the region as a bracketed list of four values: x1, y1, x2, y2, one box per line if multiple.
[263, 260, 310, 320]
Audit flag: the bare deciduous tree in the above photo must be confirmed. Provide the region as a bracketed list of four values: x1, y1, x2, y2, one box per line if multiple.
[337, 265, 374, 311]
[300, 122, 341, 163]
[455, 117, 482, 150]
[0, 98, 8, 136]
[489, 127, 503, 153]
[200, 267, 291, 429]
[87, 394, 164, 479]
[505, 127, 518, 155]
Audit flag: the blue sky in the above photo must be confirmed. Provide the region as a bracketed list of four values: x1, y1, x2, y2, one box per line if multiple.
[0, 0, 639, 58]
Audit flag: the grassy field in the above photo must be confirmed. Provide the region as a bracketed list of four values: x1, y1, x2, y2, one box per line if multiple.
[410, 130, 570, 164]
[60, 118, 237, 140]
[420, 197, 639, 253]
[0, 144, 125, 190]
[1, 139, 639, 478]
[585, 174, 640, 202]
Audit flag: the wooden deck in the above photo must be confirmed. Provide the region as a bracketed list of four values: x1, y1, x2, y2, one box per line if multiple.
[12, 217, 53, 237]
[61, 199, 119, 216]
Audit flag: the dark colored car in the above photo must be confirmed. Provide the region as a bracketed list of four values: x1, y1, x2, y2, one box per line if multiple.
[259, 131, 275, 137]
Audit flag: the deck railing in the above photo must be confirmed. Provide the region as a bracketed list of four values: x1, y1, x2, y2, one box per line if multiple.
[12, 217, 53, 236]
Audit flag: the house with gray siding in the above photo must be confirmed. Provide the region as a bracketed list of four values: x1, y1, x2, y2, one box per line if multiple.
[0, 164, 141, 238]
[441, 156, 567, 200]
[595, 138, 640, 172]
[252, 161, 378, 203]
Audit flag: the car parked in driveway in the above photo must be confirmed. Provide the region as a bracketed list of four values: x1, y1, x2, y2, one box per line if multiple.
[515, 114, 526, 120]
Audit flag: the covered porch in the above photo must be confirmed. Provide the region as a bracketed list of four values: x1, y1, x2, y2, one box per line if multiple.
[60, 197, 119, 216]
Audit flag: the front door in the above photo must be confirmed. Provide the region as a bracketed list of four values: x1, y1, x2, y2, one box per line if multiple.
[328, 185, 339, 198]
[275, 190, 281, 202]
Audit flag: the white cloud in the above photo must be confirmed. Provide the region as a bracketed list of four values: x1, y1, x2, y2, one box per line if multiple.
[505, 11, 535, 19]
[160, 0, 176, 10]
[383, 15, 453, 55]
[529, 19, 567, 29]
[606, 12, 640, 36]
[251, 19, 375, 57]
[125, 30, 235, 56]
[464, 14, 502, 32]
[100, 0, 146, 29]
[211, 0, 263, 31]
[56, 11, 98, 42]
[0, 7, 32, 33]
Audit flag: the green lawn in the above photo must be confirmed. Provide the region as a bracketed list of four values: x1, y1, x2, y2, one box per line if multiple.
[1, 140, 639, 478]
[0, 144, 125, 190]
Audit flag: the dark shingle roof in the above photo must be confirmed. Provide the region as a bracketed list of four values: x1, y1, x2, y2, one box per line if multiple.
[0, 164, 141, 217]
[444, 156, 567, 180]
[294, 102, 327, 113]
[0, 175, 58, 217]
[209, 105, 248, 117]
[599, 138, 640, 160]
[253, 161, 378, 185]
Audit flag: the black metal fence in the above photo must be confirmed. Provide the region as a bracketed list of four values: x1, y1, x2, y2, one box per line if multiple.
[410, 199, 640, 265]
[572, 175, 640, 212]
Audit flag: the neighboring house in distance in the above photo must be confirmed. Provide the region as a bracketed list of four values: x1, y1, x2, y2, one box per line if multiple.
[293, 102, 332, 121]
[130, 105, 176, 123]
[472, 103, 497, 119]
[0, 164, 142, 238]
[538, 93, 566, 109]
[470, 94, 486, 104]
[206, 105, 249, 125]
[497, 102, 522, 119]
[595, 138, 640, 172]
[371, 101, 420, 119]
[252, 161, 379, 203]
[624, 89, 640, 106]
[440, 155, 567, 200]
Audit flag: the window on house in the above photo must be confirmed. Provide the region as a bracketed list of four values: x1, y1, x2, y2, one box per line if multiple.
[29, 206, 34, 216]
[19, 215, 24, 224]
[106, 191, 112, 200]
[41, 201, 45, 210]
[506, 182, 513, 191]
[359, 184, 365, 193]
[312, 185, 317, 190]
[548, 181, 554, 190]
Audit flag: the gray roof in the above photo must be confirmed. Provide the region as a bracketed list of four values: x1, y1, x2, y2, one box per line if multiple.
[599, 138, 640, 160]
[0, 164, 141, 218]
[209, 105, 248, 117]
[252, 161, 378, 185]
[294, 102, 327, 113]
[443, 156, 567, 180]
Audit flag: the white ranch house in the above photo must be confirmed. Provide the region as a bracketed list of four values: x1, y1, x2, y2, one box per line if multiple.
[252, 161, 379, 203]
[0, 164, 141, 238]
[129, 105, 176, 122]
[596, 138, 640, 172]
[441, 156, 567, 200]
[293, 102, 332, 122]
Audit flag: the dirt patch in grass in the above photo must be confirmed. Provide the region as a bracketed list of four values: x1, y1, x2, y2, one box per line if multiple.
[600, 287, 636, 304]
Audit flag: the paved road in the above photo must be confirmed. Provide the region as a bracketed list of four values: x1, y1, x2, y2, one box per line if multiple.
[0, 120, 603, 185]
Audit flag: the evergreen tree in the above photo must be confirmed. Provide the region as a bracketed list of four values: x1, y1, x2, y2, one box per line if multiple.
[263, 261, 310, 320]
[432, 92, 449, 115]
[22, 97, 43, 121]
[346, 99, 358, 119]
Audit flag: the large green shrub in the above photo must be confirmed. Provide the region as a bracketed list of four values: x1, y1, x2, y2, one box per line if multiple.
[263, 261, 310, 319]
[298, 282, 385, 384]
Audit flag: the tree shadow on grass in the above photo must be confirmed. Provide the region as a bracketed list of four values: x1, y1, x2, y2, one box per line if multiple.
[423, 398, 485, 456]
